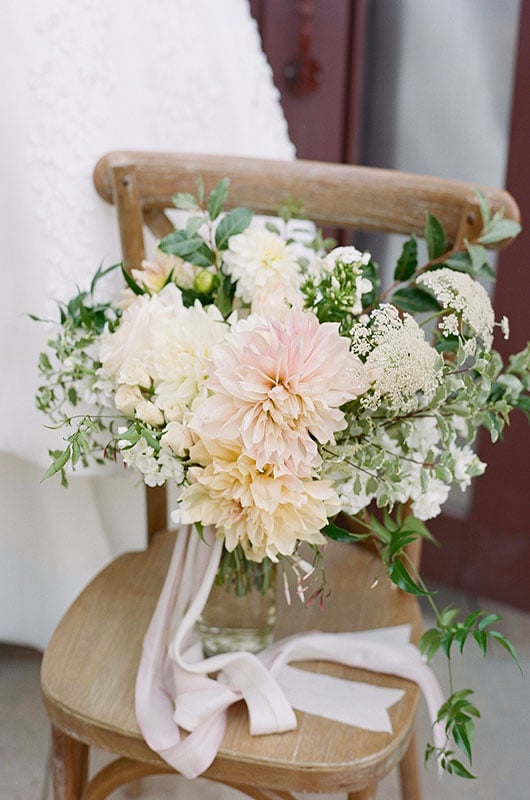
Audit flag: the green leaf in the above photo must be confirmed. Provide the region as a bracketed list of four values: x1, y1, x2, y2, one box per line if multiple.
[465, 243, 489, 276]
[394, 235, 418, 281]
[323, 520, 367, 543]
[215, 207, 252, 250]
[194, 521, 206, 541]
[477, 612, 502, 630]
[452, 722, 474, 763]
[265, 221, 282, 235]
[215, 275, 236, 318]
[425, 213, 447, 260]
[389, 559, 432, 595]
[208, 178, 230, 220]
[463, 610, 482, 629]
[383, 509, 398, 533]
[158, 228, 188, 248]
[277, 195, 306, 221]
[186, 216, 204, 237]
[388, 530, 419, 559]
[391, 287, 441, 314]
[143, 429, 161, 452]
[89, 261, 121, 294]
[172, 191, 199, 210]
[478, 218, 521, 245]
[475, 262, 497, 280]
[121, 264, 146, 296]
[368, 514, 392, 544]
[446, 757, 476, 779]
[159, 233, 215, 267]
[488, 631, 523, 674]
[419, 628, 442, 661]
[41, 446, 71, 481]
[476, 189, 492, 228]
[472, 630, 488, 655]
[442, 252, 473, 272]
[39, 352, 52, 372]
[400, 515, 437, 542]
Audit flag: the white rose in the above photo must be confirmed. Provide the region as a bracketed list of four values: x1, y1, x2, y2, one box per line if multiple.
[115, 384, 143, 417]
[161, 421, 193, 457]
[135, 399, 165, 427]
[155, 395, 187, 423]
[117, 357, 152, 388]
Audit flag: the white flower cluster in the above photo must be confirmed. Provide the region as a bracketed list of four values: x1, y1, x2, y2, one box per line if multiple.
[95, 284, 228, 487]
[320, 246, 373, 315]
[325, 417, 486, 520]
[118, 434, 185, 488]
[417, 268, 495, 353]
[98, 285, 227, 425]
[351, 305, 442, 413]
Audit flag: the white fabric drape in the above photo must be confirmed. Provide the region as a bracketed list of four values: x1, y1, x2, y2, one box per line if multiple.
[0, 0, 294, 649]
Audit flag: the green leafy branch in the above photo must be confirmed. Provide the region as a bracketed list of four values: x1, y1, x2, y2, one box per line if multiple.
[419, 608, 522, 671]
[157, 176, 252, 316]
[332, 505, 522, 778]
[42, 415, 115, 487]
[33, 264, 121, 422]
[382, 191, 521, 314]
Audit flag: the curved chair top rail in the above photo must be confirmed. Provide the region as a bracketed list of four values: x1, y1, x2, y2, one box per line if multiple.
[94, 150, 520, 248]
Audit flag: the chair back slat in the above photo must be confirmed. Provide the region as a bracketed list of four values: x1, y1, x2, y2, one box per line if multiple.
[95, 151, 520, 246]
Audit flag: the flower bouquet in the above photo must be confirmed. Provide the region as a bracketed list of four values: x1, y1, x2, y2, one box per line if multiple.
[35, 176, 529, 778]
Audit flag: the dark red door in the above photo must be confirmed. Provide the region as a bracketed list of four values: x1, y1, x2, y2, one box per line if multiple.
[250, 0, 368, 163]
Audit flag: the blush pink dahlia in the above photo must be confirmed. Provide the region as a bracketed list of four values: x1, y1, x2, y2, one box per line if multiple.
[190, 308, 369, 477]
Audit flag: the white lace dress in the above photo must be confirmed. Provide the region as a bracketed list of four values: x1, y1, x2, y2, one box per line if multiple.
[0, 0, 294, 648]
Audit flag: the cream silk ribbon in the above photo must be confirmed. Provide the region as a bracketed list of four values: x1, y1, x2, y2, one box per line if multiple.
[135, 526, 445, 780]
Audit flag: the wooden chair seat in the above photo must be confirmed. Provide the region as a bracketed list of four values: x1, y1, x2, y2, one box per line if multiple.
[41, 530, 422, 797]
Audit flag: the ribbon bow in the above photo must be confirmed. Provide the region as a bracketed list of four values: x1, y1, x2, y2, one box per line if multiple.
[135, 527, 445, 779]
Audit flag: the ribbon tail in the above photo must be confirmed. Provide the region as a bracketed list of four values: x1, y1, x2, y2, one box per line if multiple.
[158, 707, 229, 780]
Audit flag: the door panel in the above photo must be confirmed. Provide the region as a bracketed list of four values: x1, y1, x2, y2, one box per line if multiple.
[251, 0, 367, 162]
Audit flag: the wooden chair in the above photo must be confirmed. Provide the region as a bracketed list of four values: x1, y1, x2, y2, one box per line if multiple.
[41, 152, 519, 800]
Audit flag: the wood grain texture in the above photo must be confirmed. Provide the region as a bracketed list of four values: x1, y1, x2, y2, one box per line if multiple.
[94, 150, 519, 246]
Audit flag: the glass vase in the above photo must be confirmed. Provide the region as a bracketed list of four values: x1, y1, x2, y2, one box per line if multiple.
[197, 547, 276, 657]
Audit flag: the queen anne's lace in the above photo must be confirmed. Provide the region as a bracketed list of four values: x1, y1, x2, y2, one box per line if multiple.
[351, 305, 442, 413]
[417, 268, 495, 350]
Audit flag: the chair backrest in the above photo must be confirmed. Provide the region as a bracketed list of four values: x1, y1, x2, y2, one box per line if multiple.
[93, 151, 520, 543]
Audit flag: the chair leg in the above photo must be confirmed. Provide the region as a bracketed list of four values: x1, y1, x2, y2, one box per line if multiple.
[398, 732, 422, 800]
[50, 725, 89, 800]
[347, 787, 377, 800]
